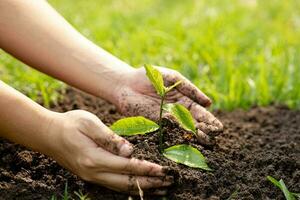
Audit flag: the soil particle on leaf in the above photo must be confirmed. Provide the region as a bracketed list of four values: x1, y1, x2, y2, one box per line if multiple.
[0, 88, 299, 200]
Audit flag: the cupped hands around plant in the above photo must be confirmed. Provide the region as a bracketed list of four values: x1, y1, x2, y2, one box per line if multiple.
[45, 110, 172, 195]
[111, 65, 221, 170]
[115, 66, 223, 145]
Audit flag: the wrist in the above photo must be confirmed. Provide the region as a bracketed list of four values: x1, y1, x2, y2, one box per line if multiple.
[97, 64, 136, 105]
[35, 110, 63, 156]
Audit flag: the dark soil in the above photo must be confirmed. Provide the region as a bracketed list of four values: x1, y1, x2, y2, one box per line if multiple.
[0, 88, 299, 200]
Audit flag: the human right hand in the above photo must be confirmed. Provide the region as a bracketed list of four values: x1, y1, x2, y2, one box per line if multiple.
[45, 110, 172, 195]
[115, 66, 223, 145]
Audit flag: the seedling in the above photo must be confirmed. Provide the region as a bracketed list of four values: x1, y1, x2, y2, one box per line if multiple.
[267, 176, 300, 200]
[111, 64, 211, 170]
[50, 182, 90, 200]
[144, 64, 183, 151]
[74, 190, 91, 200]
[50, 182, 70, 200]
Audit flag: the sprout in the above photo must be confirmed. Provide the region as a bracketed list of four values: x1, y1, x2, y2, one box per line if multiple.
[110, 64, 210, 170]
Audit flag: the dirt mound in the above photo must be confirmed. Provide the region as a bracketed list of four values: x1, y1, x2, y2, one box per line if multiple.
[0, 88, 299, 200]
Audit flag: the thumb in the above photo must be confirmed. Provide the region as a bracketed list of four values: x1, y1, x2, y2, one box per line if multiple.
[96, 123, 133, 157]
[79, 114, 133, 157]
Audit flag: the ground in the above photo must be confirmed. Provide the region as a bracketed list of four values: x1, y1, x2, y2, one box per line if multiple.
[0, 88, 299, 200]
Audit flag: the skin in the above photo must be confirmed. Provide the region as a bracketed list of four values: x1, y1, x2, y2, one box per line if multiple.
[118, 67, 223, 145]
[0, 0, 222, 194]
[0, 81, 171, 195]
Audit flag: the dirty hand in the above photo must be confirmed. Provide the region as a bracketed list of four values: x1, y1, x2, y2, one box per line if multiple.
[116, 66, 223, 145]
[47, 110, 172, 194]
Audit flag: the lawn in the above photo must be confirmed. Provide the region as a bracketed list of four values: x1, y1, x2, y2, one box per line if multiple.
[0, 0, 300, 110]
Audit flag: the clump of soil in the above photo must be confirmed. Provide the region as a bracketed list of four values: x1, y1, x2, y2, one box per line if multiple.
[0, 88, 299, 200]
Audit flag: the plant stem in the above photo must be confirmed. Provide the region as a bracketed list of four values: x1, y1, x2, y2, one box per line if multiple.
[158, 94, 165, 153]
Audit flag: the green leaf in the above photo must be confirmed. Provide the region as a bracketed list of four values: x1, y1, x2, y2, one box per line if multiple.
[279, 180, 296, 200]
[292, 193, 300, 199]
[163, 103, 196, 134]
[267, 176, 281, 188]
[165, 80, 182, 93]
[63, 182, 70, 200]
[110, 116, 159, 136]
[267, 176, 296, 200]
[50, 196, 57, 200]
[144, 64, 165, 97]
[163, 144, 212, 170]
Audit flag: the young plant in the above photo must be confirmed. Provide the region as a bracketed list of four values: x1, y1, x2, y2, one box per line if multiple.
[50, 183, 91, 200]
[144, 64, 183, 151]
[50, 182, 70, 200]
[110, 64, 211, 170]
[74, 190, 91, 200]
[267, 176, 300, 200]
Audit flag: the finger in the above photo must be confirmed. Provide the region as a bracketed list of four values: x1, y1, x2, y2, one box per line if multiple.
[162, 70, 211, 107]
[162, 105, 216, 146]
[95, 173, 173, 192]
[196, 129, 215, 146]
[176, 95, 194, 109]
[176, 96, 222, 133]
[81, 116, 133, 157]
[100, 125, 134, 157]
[97, 151, 166, 176]
[189, 102, 223, 135]
[196, 122, 222, 137]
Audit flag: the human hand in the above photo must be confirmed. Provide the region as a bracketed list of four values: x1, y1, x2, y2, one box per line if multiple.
[116, 66, 223, 145]
[45, 110, 172, 195]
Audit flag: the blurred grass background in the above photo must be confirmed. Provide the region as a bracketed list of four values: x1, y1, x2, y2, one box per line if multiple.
[0, 0, 300, 110]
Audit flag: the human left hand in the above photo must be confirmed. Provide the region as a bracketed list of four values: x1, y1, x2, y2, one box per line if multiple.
[45, 110, 172, 195]
[115, 66, 223, 145]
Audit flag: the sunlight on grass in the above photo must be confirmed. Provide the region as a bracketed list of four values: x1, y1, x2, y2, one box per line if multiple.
[0, 51, 64, 107]
[1, 0, 300, 110]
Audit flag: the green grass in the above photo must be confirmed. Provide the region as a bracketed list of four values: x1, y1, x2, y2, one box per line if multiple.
[50, 182, 90, 200]
[0, 55, 64, 107]
[1, 0, 300, 110]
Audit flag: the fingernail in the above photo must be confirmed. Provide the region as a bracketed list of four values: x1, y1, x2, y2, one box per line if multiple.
[119, 143, 133, 157]
[162, 180, 173, 187]
[204, 98, 212, 107]
[196, 129, 215, 146]
[216, 121, 224, 130]
[163, 182, 173, 187]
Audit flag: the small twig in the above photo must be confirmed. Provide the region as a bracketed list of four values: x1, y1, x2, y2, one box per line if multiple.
[136, 179, 144, 200]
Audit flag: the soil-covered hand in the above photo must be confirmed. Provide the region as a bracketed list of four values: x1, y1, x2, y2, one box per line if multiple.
[116, 66, 223, 145]
[46, 110, 172, 195]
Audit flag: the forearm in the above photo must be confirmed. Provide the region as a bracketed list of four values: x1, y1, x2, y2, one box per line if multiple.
[0, 0, 134, 104]
[0, 80, 55, 153]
